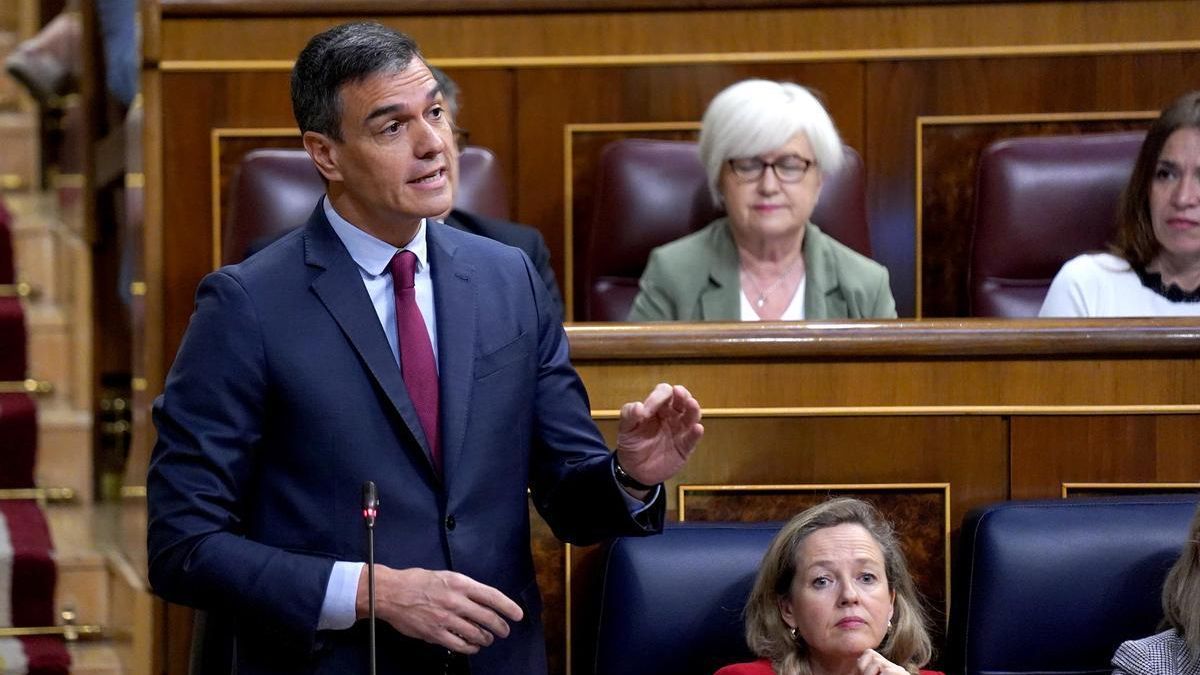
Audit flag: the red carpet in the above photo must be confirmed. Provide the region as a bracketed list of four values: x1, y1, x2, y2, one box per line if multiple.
[0, 394, 37, 490]
[0, 502, 69, 674]
[0, 299, 25, 381]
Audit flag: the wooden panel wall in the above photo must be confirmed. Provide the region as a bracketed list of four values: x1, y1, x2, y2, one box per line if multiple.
[134, 2, 1200, 672]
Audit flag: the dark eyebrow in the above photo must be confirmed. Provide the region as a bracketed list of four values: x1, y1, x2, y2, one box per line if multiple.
[363, 82, 445, 126]
[365, 103, 406, 125]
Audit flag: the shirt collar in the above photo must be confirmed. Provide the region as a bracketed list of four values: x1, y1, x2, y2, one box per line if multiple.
[323, 196, 430, 277]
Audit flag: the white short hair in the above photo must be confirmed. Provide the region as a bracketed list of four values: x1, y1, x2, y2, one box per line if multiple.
[698, 79, 844, 205]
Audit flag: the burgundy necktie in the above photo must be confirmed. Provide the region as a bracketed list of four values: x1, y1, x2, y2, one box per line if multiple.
[390, 250, 441, 473]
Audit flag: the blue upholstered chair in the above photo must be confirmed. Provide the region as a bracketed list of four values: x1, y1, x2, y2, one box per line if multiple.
[590, 522, 780, 675]
[948, 494, 1199, 675]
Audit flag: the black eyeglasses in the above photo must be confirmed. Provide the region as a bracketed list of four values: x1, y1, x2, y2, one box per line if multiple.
[728, 154, 816, 183]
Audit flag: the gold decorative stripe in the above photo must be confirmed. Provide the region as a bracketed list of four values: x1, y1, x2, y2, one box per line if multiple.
[0, 174, 25, 190]
[129, 281, 148, 296]
[121, 485, 148, 499]
[917, 110, 1161, 126]
[0, 625, 103, 640]
[212, 128, 300, 138]
[0, 282, 35, 298]
[562, 125, 575, 320]
[0, 379, 53, 394]
[211, 129, 223, 270]
[1061, 482, 1200, 498]
[51, 173, 84, 189]
[126, 172, 146, 189]
[131, 377, 148, 392]
[912, 109, 1157, 318]
[0, 487, 76, 503]
[592, 404, 1200, 419]
[159, 40, 1200, 72]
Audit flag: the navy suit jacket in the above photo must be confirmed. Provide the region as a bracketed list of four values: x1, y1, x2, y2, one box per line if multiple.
[147, 207, 662, 673]
[443, 209, 563, 318]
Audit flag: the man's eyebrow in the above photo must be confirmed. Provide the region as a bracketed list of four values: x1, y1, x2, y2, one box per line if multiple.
[362, 82, 444, 125]
[365, 103, 406, 124]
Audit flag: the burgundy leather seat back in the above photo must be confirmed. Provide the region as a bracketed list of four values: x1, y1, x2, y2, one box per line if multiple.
[0, 199, 13, 283]
[583, 138, 870, 321]
[223, 146, 509, 266]
[969, 131, 1145, 317]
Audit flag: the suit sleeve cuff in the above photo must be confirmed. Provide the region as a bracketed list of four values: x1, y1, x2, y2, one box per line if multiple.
[318, 561, 364, 631]
[611, 461, 661, 514]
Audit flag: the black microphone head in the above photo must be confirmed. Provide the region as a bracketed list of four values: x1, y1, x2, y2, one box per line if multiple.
[362, 481, 379, 522]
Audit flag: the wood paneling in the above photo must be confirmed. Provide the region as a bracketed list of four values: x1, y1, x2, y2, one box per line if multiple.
[918, 116, 1153, 317]
[154, 2, 1200, 62]
[1011, 415, 1200, 500]
[136, 2, 1200, 673]
[866, 51, 1200, 315]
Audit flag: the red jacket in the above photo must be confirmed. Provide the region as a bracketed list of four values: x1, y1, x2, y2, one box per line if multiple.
[715, 658, 944, 675]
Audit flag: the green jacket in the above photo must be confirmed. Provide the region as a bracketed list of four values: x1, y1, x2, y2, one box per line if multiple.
[627, 218, 896, 321]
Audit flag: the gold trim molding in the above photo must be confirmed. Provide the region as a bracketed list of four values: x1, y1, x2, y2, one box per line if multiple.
[1061, 482, 1200, 498]
[0, 379, 53, 394]
[159, 40, 1200, 73]
[0, 487, 77, 504]
[592, 404, 1200, 419]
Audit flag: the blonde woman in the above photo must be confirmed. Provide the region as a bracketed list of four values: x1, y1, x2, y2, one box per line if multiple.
[716, 499, 940, 675]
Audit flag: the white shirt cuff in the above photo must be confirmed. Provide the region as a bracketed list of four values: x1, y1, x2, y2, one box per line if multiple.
[318, 561, 364, 631]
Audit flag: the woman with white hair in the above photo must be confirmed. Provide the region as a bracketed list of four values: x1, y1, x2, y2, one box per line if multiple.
[628, 79, 896, 321]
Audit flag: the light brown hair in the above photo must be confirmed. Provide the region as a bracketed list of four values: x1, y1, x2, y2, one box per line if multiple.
[743, 498, 933, 675]
[1162, 504, 1200, 655]
[1112, 91, 1200, 267]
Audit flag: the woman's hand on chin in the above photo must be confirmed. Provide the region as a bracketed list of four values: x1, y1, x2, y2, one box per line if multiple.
[855, 649, 908, 675]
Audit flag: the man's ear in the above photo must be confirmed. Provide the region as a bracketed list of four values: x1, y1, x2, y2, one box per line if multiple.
[303, 130, 342, 183]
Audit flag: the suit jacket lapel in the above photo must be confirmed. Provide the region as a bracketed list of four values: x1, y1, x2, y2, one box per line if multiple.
[427, 223, 475, 489]
[802, 223, 845, 319]
[700, 218, 741, 319]
[303, 208, 439, 477]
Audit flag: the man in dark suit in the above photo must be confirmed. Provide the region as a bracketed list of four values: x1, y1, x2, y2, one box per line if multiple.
[430, 65, 565, 316]
[146, 21, 703, 674]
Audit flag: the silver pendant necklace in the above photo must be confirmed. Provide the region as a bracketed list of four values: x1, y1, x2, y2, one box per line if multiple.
[744, 259, 800, 308]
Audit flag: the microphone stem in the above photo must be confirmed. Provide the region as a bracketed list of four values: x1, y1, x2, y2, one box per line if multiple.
[367, 522, 376, 675]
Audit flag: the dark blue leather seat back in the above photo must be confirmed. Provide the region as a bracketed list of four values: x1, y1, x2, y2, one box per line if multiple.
[949, 495, 1199, 675]
[592, 522, 781, 675]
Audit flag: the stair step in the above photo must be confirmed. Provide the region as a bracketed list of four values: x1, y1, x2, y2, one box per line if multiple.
[0, 394, 36, 489]
[0, 500, 55, 628]
[67, 641, 120, 675]
[0, 636, 70, 675]
[43, 506, 107, 628]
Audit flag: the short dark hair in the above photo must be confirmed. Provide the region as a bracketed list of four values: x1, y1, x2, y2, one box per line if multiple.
[1113, 90, 1200, 266]
[290, 22, 423, 141]
[427, 64, 461, 119]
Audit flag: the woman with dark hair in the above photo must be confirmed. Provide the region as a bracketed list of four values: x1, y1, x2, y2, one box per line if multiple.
[1040, 91, 1200, 316]
[1111, 504, 1200, 674]
[715, 498, 941, 675]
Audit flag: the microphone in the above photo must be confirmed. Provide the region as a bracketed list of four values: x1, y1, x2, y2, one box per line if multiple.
[362, 481, 379, 675]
